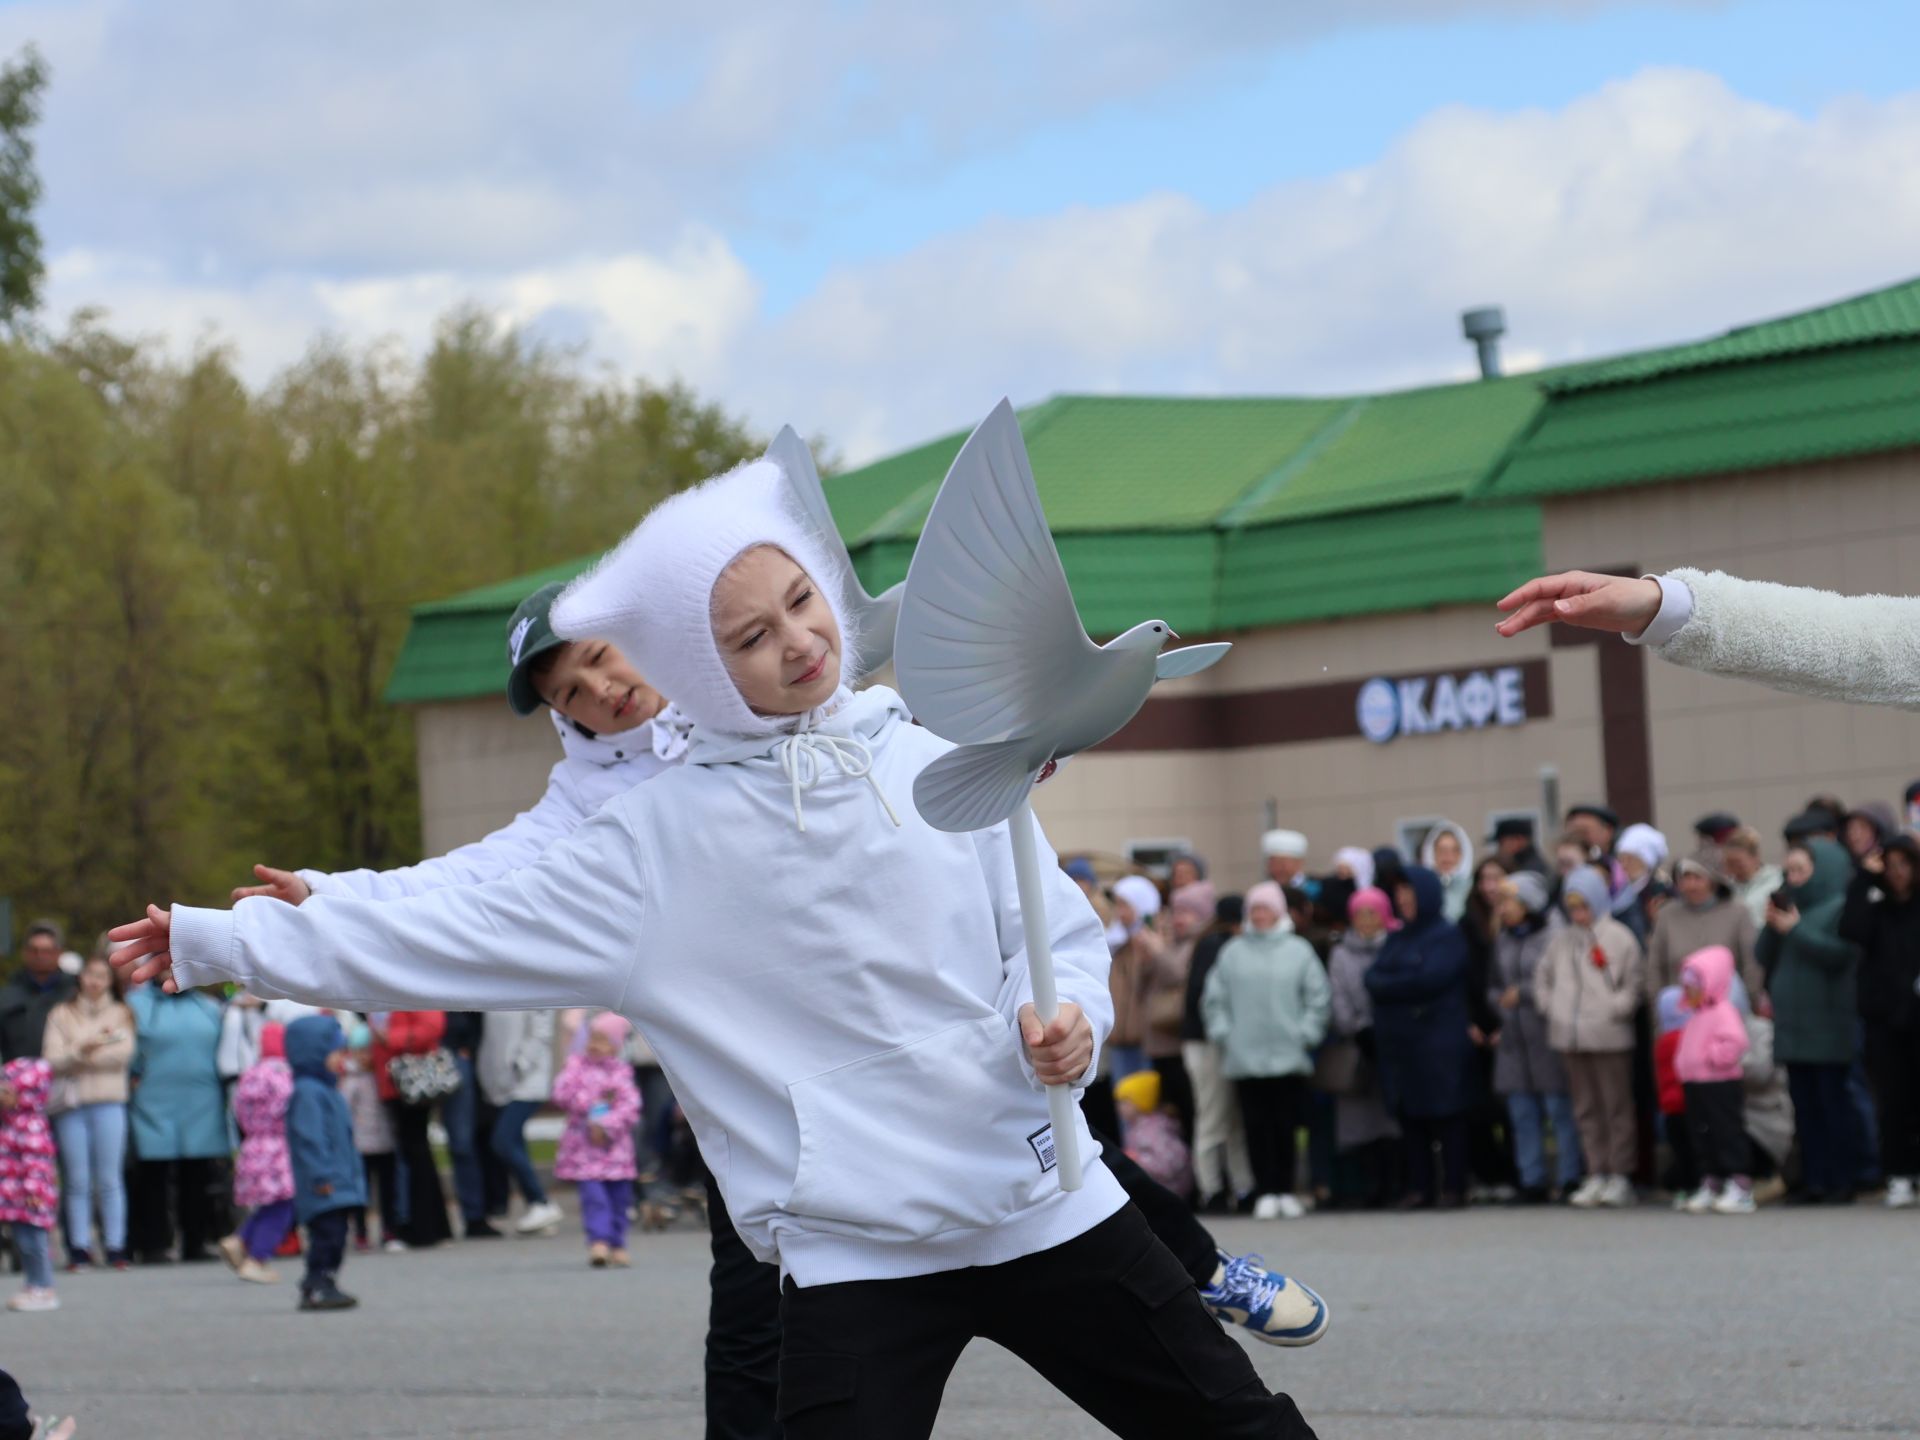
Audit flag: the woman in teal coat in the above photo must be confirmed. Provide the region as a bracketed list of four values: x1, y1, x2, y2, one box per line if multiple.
[127, 982, 231, 1262]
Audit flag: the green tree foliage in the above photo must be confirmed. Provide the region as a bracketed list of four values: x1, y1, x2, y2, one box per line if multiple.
[0, 308, 765, 952]
[0, 45, 48, 331]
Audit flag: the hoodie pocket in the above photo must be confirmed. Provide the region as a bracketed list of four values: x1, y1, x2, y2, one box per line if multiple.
[783, 1015, 1056, 1242]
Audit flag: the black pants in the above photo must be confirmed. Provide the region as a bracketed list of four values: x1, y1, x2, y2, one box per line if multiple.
[1863, 1023, 1920, 1178]
[355, 1153, 399, 1242]
[1401, 1113, 1467, 1203]
[1682, 1080, 1747, 1181]
[475, 1096, 513, 1216]
[1661, 1112, 1697, 1194]
[1787, 1063, 1856, 1195]
[0, 1366, 29, 1440]
[1237, 1075, 1305, 1197]
[304, 1208, 350, 1292]
[1151, 1053, 1196, 1152]
[705, 1166, 785, 1440]
[387, 1101, 452, 1247]
[131, 1157, 217, 1260]
[775, 1205, 1313, 1440]
[698, 1127, 1226, 1440]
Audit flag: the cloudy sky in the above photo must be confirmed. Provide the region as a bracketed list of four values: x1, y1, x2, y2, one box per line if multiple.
[3, 0, 1916, 461]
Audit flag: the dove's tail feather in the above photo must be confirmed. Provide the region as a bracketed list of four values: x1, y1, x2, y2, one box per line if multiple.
[912, 738, 1043, 834]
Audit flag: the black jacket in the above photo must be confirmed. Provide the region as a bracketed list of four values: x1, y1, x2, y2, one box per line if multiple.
[1181, 930, 1235, 1043]
[1839, 869, 1920, 1031]
[0, 970, 77, 1062]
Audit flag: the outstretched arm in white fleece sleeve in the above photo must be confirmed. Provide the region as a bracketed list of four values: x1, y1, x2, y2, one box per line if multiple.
[1641, 568, 1920, 710]
[166, 805, 649, 1015]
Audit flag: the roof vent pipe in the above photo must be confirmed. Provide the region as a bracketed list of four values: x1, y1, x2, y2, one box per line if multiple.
[1461, 306, 1505, 379]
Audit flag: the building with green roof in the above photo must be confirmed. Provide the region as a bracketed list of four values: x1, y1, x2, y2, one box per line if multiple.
[393, 275, 1920, 886]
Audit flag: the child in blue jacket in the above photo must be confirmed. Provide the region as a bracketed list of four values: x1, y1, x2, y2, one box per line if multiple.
[285, 1016, 368, 1311]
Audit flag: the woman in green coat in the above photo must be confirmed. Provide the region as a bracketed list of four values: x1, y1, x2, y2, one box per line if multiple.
[1757, 838, 1862, 1203]
[127, 983, 232, 1261]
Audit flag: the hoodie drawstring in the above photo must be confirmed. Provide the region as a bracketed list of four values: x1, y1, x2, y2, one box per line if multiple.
[775, 731, 901, 833]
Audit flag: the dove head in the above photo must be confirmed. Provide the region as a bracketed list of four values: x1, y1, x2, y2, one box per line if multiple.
[1111, 619, 1177, 654]
[551, 459, 858, 738]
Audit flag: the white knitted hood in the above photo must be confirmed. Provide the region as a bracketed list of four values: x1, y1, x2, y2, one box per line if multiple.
[550, 459, 858, 741]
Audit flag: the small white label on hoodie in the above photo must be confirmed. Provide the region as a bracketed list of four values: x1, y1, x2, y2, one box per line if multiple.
[1027, 1124, 1057, 1173]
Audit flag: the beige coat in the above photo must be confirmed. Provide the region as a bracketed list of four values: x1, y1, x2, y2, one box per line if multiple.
[1644, 898, 1762, 1005]
[1534, 915, 1644, 1054]
[42, 994, 137, 1110]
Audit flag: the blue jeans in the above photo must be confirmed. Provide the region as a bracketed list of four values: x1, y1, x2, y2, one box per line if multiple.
[442, 1056, 487, 1223]
[13, 1224, 53, 1289]
[491, 1100, 547, 1206]
[1107, 1045, 1150, 1084]
[54, 1101, 129, 1254]
[1506, 1091, 1582, 1190]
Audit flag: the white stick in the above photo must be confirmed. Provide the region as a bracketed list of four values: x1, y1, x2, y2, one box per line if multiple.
[1007, 796, 1084, 1191]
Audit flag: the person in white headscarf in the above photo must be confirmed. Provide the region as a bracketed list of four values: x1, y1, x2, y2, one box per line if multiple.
[108, 458, 1318, 1437]
[1611, 823, 1670, 946]
[1419, 822, 1475, 923]
[1105, 875, 1164, 1085]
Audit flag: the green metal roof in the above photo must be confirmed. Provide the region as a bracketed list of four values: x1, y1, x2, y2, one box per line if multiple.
[1547, 276, 1920, 393]
[386, 272, 1920, 707]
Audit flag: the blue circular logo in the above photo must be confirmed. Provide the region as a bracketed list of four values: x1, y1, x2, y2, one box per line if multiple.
[1356, 677, 1399, 745]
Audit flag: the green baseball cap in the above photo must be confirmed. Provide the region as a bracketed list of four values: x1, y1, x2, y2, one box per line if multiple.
[505, 582, 571, 716]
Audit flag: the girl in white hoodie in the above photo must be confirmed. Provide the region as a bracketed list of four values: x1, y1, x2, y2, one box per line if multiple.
[111, 460, 1315, 1440]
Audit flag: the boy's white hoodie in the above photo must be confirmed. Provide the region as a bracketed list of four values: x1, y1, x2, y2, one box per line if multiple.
[169, 685, 1123, 1285]
[298, 709, 683, 901]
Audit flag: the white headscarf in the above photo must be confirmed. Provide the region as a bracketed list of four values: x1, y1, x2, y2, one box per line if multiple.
[1333, 846, 1376, 891]
[1111, 875, 1163, 935]
[551, 460, 858, 744]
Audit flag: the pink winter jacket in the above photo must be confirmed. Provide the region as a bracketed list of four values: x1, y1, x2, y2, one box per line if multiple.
[231, 1057, 295, 1207]
[551, 1053, 641, 1183]
[0, 1058, 59, 1229]
[1675, 946, 1751, 1085]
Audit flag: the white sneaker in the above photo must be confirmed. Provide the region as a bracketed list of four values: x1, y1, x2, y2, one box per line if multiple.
[7, 1288, 59, 1313]
[516, 1200, 564, 1234]
[1683, 1184, 1718, 1215]
[1712, 1182, 1756, 1215]
[1567, 1175, 1606, 1209]
[1274, 1194, 1307, 1221]
[236, 1257, 279, 1284]
[382, 1238, 409, 1254]
[1250, 1193, 1284, 1221]
[1884, 1177, 1917, 1210]
[1599, 1175, 1636, 1208]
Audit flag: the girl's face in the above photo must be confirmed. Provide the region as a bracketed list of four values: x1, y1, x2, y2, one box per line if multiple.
[1170, 859, 1200, 889]
[1170, 908, 1201, 942]
[586, 1031, 620, 1060]
[1113, 897, 1140, 930]
[1247, 901, 1283, 933]
[1565, 893, 1594, 927]
[1620, 852, 1649, 883]
[1845, 816, 1878, 859]
[78, 957, 112, 1002]
[1887, 849, 1914, 898]
[539, 640, 665, 736]
[1683, 980, 1704, 1008]
[1784, 848, 1814, 888]
[1497, 893, 1527, 929]
[711, 546, 842, 716]
[1394, 881, 1418, 924]
[1432, 831, 1462, 874]
[1350, 906, 1385, 940]
[1475, 861, 1507, 906]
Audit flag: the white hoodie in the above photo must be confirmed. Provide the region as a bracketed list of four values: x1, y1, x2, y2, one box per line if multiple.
[169, 685, 1122, 1285]
[298, 709, 684, 902]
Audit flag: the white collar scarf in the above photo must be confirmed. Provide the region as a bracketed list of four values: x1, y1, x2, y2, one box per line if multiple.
[549, 704, 695, 769]
[685, 684, 904, 833]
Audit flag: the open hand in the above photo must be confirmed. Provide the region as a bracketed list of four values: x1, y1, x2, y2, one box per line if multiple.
[107, 906, 182, 993]
[1017, 1002, 1092, 1086]
[1495, 572, 1662, 639]
[233, 864, 311, 906]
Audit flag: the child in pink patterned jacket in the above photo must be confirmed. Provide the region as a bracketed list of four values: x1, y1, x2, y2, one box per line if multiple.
[220, 1022, 297, 1282]
[1, 1057, 61, 1312]
[1675, 946, 1754, 1216]
[551, 1012, 642, 1267]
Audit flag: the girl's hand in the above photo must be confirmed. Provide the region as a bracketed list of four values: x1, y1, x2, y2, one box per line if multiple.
[1496, 572, 1662, 639]
[1500, 986, 1521, 1011]
[1766, 903, 1800, 935]
[0, 1083, 16, 1110]
[1017, 1002, 1092, 1086]
[232, 864, 312, 906]
[107, 907, 181, 992]
[589, 1123, 610, 1147]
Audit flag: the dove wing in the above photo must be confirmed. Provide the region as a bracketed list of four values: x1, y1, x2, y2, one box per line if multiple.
[765, 425, 908, 671]
[1155, 642, 1232, 680]
[895, 399, 1103, 746]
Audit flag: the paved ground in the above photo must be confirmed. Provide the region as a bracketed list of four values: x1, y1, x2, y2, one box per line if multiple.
[6, 1200, 1917, 1438]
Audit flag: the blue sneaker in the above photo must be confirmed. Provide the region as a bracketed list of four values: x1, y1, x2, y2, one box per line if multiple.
[1199, 1249, 1329, 1347]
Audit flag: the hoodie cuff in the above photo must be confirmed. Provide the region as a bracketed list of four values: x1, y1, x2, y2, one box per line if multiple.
[169, 906, 240, 992]
[1625, 573, 1693, 649]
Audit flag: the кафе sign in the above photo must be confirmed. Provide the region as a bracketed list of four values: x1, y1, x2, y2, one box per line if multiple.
[1355, 666, 1530, 744]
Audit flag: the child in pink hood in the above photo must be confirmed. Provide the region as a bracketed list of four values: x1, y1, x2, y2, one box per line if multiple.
[552, 1012, 642, 1267]
[1, 1058, 60, 1312]
[221, 1022, 297, 1282]
[1675, 946, 1754, 1215]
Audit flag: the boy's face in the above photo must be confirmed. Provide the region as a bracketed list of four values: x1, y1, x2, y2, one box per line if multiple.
[325, 1048, 349, 1077]
[539, 639, 666, 736]
[710, 545, 842, 716]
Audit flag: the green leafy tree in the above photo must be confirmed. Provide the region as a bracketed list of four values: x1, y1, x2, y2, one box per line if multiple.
[0, 45, 48, 332]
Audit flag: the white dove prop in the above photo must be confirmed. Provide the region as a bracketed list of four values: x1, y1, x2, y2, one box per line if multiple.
[893, 397, 1231, 1191]
[764, 425, 904, 674]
